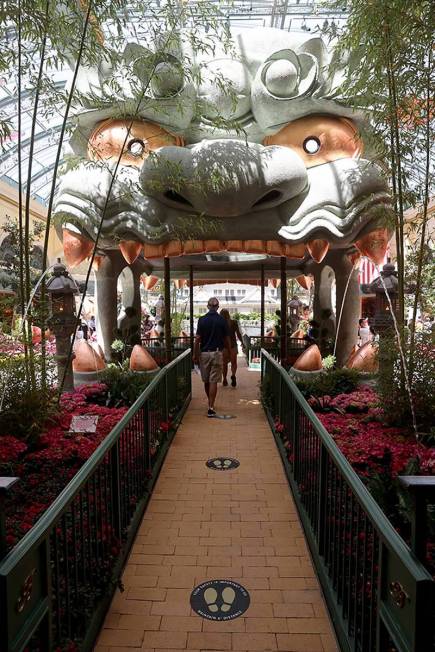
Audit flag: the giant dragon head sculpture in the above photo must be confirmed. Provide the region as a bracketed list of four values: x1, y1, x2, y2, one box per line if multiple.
[54, 28, 393, 271]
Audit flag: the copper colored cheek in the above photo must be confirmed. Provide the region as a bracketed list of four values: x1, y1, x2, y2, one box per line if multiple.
[88, 124, 144, 165]
[87, 119, 183, 166]
[263, 115, 362, 167]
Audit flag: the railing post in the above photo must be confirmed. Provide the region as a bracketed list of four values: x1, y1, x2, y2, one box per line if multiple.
[398, 476, 435, 565]
[110, 444, 122, 540]
[0, 477, 19, 561]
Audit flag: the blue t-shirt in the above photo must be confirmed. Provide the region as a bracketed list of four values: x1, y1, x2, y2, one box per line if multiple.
[196, 311, 230, 352]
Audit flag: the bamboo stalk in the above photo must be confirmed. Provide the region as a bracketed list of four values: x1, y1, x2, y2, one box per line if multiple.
[56, 29, 178, 396]
[408, 48, 433, 379]
[16, 0, 30, 385]
[40, 0, 94, 388]
[24, 0, 49, 391]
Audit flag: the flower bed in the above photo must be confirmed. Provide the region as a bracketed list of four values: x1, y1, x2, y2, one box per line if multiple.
[311, 386, 435, 478]
[1, 383, 127, 550]
[273, 382, 435, 576]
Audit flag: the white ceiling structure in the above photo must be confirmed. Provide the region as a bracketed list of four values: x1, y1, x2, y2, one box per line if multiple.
[0, 1, 347, 206]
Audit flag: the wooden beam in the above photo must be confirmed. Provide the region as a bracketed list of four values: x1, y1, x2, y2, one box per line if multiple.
[164, 256, 171, 363]
[280, 256, 287, 364]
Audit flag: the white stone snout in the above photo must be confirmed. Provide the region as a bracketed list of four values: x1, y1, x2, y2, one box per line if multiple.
[140, 140, 307, 218]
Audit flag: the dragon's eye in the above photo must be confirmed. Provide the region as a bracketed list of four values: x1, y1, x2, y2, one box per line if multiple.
[264, 115, 363, 168]
[128, 138, 147, 157]
[303, 137, 321, 154]
[88, 119, 184, 168]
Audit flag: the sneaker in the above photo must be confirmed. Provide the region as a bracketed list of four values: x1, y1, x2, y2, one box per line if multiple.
[207, 408, 216, 418]
[223, 378, 228, 386]
[231, 375, 237, 387]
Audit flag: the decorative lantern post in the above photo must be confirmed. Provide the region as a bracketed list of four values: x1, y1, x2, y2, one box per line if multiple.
[368, 262, 399, 374]
[46, 259, 78, 392]
[368, 262, 399, 335]
[288, 295, 302, 333]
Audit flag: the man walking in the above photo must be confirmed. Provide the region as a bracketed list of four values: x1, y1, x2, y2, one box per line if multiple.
[194, 297, 231, 417]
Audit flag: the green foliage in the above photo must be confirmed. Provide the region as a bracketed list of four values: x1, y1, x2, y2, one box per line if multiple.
[322, 355, 336, 371]
[377, 333, 435, 431]
[405, 244, 435, 316]
[296, 368, 361, 400]
[240, 311, 260, 321]
[171, 311, 186, 338]
[99, 363, 154, 407]
[0, 355, 56, 444]
[0, 216, 44, 302]
[325, 0, 435, 331]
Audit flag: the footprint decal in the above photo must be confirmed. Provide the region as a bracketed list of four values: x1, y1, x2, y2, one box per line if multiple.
[191, 579, 250, 620]
[203, 587, 219, 612]
[220, 586, 236, 612]
[206, 457, 240, 471]
[213, 459, 232, 469]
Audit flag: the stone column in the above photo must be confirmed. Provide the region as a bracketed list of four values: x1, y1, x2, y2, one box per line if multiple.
[332, 251, 360, 367]
[312, 264, 336, 355]
[118, 264, 143, 335]
[94, 251, 127, 361]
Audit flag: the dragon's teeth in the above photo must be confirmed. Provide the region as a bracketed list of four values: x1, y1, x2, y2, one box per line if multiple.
[119, 240, 142, 264]
[306, 239, 329, 263]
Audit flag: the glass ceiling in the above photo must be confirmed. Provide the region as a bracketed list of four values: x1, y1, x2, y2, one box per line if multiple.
[0, 0, 348, 207]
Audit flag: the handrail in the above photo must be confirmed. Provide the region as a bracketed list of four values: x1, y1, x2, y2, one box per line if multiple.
[0, 349, 192, 652]
[0, 350, 189, 572]
[261, 348, 435, 652]
[262, 350, 430, 579]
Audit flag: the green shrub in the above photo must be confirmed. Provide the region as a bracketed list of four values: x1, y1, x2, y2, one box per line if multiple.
[0, 355, 57, 444]
[295, 368, 361, 400]
[99, 363, 155, 407]
[377, 332, 435, 431]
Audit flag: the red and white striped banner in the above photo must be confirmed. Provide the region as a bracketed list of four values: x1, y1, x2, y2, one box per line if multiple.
[358, 253, 389, 285]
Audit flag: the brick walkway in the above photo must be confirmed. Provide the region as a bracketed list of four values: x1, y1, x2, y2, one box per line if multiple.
[95, 358, 339, 652]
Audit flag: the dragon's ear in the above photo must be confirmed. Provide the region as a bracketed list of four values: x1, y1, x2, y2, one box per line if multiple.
[123, 44, 155, 84]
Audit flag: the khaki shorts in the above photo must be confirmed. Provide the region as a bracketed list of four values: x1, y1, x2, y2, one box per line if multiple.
[200, 351, 223, 383]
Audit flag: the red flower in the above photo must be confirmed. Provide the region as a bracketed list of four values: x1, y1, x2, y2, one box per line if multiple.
[0, 436, 27, 464]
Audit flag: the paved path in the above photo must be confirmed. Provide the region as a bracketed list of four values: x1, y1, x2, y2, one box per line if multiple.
[95, 359, 339, 652]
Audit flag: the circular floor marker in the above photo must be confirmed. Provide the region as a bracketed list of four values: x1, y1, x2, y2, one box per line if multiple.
[206, 457, 240, 471]
[190, 579, 250, 620]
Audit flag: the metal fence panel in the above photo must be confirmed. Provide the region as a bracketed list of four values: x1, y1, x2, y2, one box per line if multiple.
[0, 350, 192, 652]
[261, 349, 435, 652]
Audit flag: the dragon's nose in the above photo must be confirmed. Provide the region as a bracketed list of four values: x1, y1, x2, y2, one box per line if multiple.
[140, 139, 307, 217]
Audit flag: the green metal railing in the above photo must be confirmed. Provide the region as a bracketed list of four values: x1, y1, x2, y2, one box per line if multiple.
[141, 336, 190, 365]
[0, 349, 192, 652]
[261, 349, 435, 652]
[243, 335, 307, 366]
